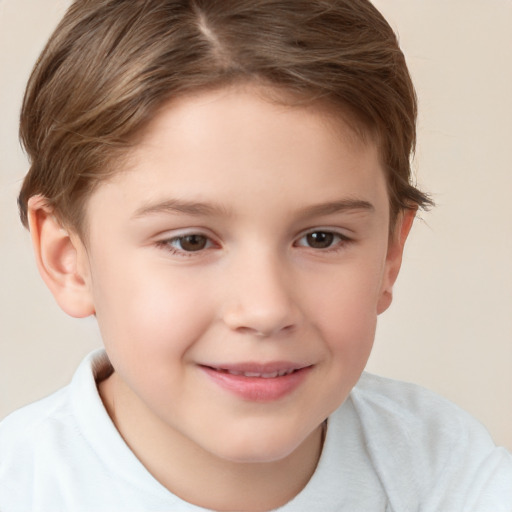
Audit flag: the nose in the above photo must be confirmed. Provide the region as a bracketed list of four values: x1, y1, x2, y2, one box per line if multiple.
[221, 249, 300, 338]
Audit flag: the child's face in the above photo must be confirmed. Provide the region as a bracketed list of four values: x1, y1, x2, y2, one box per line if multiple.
[75, 86, 407, 464]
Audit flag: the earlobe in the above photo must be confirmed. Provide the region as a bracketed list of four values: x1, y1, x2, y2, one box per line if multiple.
[28, 196, 95, 318]
[376, 208, 416, 315]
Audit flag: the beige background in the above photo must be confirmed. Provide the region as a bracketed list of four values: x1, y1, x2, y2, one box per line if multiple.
[1, 1, 511, 450]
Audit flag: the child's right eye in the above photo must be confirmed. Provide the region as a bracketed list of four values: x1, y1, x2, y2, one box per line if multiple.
[173, 234, 209, 251]
[156, 234, 215, 256]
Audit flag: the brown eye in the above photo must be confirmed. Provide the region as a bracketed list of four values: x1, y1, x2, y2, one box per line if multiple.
[306, 231, 335, 249]
[177, 234, 208, 251]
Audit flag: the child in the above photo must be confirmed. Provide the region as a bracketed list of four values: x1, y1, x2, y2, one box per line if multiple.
[1, 0, 511, 510]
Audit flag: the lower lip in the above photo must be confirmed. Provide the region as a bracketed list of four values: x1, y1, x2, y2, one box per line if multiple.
[200, 366, 311, 402]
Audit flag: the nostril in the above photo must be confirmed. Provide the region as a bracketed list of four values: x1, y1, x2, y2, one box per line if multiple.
[222, 289, 300, 338]
[236, 326, 271, 338]
[235, 324, 295, 338]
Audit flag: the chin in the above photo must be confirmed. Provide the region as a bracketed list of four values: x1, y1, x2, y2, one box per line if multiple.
[207, 425, 314, 465]
[218, 446, 297, 465]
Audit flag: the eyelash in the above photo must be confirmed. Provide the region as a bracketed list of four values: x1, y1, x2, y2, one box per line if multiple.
[294, 230, 352, 252]
[156, 229, 352, 257]
[155, 233, 215, 257]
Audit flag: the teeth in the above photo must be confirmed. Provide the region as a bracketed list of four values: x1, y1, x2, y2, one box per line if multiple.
[248, 371, 276, 378]
[224, 369, 295, 378]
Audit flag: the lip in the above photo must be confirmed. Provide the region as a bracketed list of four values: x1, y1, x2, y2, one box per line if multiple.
[200, 362, 312, 402]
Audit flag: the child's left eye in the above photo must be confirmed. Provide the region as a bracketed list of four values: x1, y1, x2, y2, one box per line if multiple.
[295, 230, 350, 250]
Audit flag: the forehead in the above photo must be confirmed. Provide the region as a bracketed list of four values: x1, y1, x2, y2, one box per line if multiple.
[138, 83, 376, 154]
[86, 85, 388, 228]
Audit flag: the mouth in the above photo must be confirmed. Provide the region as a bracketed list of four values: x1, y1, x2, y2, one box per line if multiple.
[208, 367, 298, 378]
[199, 363, 312, 402]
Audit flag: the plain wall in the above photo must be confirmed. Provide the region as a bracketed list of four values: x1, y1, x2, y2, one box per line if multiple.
[1, 0, 511, 450]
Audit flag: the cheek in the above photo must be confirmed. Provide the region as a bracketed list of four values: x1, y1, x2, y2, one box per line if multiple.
[92, 267, 217, 403]
[91, 258, 215, 358]
[306, 258, 385, 356]
[319, 297, 377, 360]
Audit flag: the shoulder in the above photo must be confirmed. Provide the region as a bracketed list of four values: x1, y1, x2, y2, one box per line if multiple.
[346, 373, 512, 511]
[351, 372, 477, 431]
[0, 350, 107, 510]
[0, 384, 72, 447]
[0, 350, 107, 450]
[0, 385, 74, 508]
[0, 350, 107, 455]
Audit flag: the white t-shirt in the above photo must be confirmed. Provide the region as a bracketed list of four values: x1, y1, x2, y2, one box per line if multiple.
[1, 350, 511, 511]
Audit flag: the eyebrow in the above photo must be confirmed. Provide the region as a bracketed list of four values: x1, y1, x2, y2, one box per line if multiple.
[132, 197, 374, 220]
[132, 198, 229, 219]
[298, 199, 375, 218]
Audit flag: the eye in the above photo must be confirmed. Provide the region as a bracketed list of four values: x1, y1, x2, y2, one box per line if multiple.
[157, 233, 215, 255]
[173, 234, 209, 252]
[305, 231, 335, 249]
[295, 230, 349, 250]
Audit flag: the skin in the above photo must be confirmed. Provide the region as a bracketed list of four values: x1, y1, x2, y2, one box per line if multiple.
[29, 85, 414, 511]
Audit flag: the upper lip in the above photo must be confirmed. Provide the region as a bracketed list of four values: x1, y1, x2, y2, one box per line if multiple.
[201, 361, 311, 377]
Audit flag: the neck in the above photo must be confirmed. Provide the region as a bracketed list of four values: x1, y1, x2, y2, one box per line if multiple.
[99, 373, 324, 511]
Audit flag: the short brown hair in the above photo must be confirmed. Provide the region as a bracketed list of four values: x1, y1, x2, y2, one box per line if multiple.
[18, 0, 432, 234]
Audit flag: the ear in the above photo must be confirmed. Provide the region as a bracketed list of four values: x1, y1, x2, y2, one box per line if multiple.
[376, 208, 416, 314]
[27, 196, 95, 318]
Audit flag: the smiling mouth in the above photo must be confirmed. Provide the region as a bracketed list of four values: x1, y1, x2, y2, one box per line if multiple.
[209, 367, 298, 378]
[200, 364, 312, 401]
